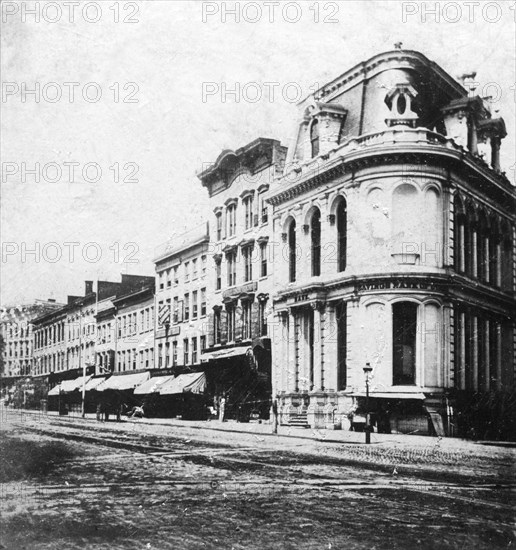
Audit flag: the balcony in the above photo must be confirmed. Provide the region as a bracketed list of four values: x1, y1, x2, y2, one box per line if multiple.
[279, 127, 508, 188]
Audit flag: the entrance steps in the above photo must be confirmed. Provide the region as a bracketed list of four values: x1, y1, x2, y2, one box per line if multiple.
[287, 411, 309, 428]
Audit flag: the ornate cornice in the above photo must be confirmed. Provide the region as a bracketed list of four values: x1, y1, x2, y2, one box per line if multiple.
[268, 141, 514, 209]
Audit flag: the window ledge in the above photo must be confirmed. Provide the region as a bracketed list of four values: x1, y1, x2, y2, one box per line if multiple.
[391, 253, 420, 265]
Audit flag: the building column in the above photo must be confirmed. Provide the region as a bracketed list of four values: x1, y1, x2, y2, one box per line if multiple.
[484, 320, 490, 391]
[495, 322, 502, 390]
[324, 303, 338, 392]
[312, 301, 324, 391]
[288, 309, 297, 392]
[472, 229, 478, 278]
[472, 316, 479, 391]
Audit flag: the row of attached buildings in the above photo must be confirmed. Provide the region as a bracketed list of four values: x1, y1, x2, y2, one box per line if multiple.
[2, 49, 515, 437]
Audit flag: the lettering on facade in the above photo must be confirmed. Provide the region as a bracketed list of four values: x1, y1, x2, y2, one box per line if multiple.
[356, 280, 439, 292]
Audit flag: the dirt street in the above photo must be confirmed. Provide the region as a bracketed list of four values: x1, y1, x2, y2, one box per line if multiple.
[0, 409, 514, 550]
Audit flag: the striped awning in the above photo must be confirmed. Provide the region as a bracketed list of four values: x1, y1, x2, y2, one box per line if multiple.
[200, 346, 251, 363]
[48, 376, 92, 395]
[159, 372, 206, 396]
[96, 372, 150, 392]
[134, 375, 175, 395]
[84, 376, 106, 391]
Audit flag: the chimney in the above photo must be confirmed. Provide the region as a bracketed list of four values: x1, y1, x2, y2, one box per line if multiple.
[85, 281, 94, 295]
[48, 299, 56, 303]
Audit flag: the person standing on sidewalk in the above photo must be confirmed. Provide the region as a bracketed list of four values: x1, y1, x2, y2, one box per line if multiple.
[219, 396, 226, 422]
[272, 398, 278, 434]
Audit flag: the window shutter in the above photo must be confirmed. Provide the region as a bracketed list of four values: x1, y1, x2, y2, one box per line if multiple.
[207, 312, 215, 348]
[251, 301, 260, 339]
[220, 310, 228, 344]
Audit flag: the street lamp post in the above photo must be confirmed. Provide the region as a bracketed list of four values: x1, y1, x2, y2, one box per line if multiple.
[363, 362, 373, 444]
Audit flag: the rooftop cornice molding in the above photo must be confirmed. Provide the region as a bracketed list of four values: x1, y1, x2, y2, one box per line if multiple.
[268, 129, 514, 207]
[197, 137, 285, 185]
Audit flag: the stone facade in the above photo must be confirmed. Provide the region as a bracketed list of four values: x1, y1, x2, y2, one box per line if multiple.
[265, 49, 515, 432]
[197, 138, 287, 418]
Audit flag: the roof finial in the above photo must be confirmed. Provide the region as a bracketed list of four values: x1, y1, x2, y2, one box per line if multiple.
[394, 41, 403, 50]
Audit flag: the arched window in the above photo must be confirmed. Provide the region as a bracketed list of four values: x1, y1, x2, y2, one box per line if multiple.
[488, 216, 500, 286]
[477, 209, 488, 282]
[392, 301, 418, 386]
[454, 195, 466, 273]
[311, 209, 321, 277]
[464, 202, 474, 277]
[336, 198, 347, 272]
[310, 119, 319, 158]
[392, 184, 418, 254]
[288, 220, 296, 283]
[501, 221, 513, 291]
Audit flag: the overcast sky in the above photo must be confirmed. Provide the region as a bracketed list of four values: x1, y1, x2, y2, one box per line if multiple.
[1, 0, 514, 307]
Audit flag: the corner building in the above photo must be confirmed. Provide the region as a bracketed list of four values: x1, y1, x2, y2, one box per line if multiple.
[267, 49, 515, 435]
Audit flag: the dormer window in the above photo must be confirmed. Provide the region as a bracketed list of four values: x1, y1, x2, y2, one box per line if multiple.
[385, 84, 419, 127]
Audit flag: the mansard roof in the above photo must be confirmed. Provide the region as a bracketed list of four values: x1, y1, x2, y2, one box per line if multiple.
[311, 49, 466, 104]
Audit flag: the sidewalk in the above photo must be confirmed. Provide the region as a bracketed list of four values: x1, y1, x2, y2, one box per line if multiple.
[11, 407, 516, 451]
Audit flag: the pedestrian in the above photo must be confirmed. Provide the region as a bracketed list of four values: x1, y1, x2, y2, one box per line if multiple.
[272, 398, 278, 434]
[219, 396, 226, 422]
[96, 403, 102, 422]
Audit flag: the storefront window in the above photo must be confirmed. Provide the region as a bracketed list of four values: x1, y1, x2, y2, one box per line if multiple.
[392, 302, 417, 385]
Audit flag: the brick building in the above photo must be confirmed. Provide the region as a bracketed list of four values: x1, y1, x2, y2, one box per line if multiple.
[153, 224, 209, 371]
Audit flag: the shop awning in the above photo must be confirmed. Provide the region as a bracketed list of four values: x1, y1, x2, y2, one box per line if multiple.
[96, 372, 150, 392]
[84, 376, 106, 391]
[200, 346, 251, 363]
[350, 392, 426, 400]
[48, 384, 61, 396]
[134, 375, 175, 395]
[159, 372, 206, 396]
[48, 376, 92, 395]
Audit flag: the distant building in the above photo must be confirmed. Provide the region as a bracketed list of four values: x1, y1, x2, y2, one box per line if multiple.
[32, 275, 154, 389]
[0, 300, 63, 387]
[153, 223, 210, 372]
[112, 283, 155, 372]
[265, 49, 515, 435]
